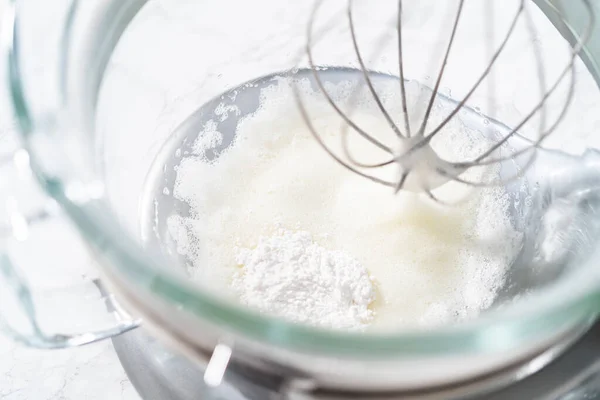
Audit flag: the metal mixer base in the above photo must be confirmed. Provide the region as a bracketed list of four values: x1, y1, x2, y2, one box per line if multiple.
[113, 323, 600, 400]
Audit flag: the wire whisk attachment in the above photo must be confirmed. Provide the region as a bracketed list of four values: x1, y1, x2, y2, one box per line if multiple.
[292, 0, 595, 203]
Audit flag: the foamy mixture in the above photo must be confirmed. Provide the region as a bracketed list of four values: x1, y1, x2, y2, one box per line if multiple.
[168, 77, 522, 332]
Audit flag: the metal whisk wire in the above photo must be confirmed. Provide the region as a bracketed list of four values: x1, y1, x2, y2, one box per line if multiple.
[292, 0, 595, 202]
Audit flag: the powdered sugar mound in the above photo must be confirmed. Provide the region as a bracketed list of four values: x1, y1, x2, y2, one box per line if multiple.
[232, 229, 375, 330]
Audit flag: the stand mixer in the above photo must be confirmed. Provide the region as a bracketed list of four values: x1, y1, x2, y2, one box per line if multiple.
[3, 0, 600, 399]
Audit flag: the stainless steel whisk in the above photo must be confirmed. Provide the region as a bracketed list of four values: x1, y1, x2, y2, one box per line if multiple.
[293, 0, 595, 203]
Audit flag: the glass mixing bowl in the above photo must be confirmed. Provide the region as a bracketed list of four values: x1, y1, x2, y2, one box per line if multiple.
[3, 0, 600, 395]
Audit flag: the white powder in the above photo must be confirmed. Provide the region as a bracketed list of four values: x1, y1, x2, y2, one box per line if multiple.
[170, 76, 522, 332]
[232, 229, 375, 330]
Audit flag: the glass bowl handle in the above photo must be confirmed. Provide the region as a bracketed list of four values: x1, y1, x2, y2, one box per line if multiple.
[0, 147, 139, 348]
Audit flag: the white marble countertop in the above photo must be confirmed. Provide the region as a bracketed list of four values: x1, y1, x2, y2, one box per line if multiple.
[0, 335, 141, 400]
